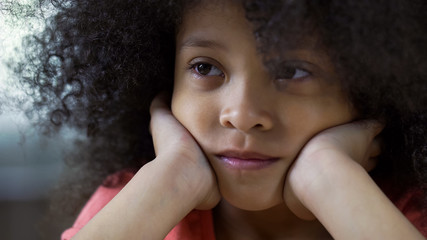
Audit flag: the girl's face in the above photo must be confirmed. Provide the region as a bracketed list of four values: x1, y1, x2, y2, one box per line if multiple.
[172, 1, 355, 210]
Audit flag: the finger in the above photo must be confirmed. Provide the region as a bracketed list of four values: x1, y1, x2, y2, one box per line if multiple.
[354, 119, 385, 139]
[149, 94, 180, 155]
[149, 93, 170, 117]
[364, 157, 378, 172]
[369, 137, 382, 158]
[316, 119, 384, 167]
[150, 93, 171, 137]
[347, 120, 384, 161]
[149, 93, 171, 136]
[362, 135, 382, 172]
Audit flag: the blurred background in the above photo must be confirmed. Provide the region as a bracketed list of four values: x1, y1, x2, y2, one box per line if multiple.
[1, 1, 71, 239]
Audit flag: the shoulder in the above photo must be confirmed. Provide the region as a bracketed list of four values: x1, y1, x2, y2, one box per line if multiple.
[61, 169, 137, 240]
[61, 169, 216, 240]
[394, 189, 427, 237]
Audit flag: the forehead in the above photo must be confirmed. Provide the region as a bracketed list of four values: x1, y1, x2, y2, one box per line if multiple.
[177, 1, 251, 44]
[176, 0, 334, 73]
[178, 1, 325, 50]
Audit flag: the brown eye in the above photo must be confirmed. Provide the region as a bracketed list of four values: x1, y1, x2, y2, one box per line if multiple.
[196, 63, 212, 75]
[193, 63, 223, 76]
[279, 67, 310, 80]
[281, 67, 296, 79]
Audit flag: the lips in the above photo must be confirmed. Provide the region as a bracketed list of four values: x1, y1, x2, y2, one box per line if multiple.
[216, 150, 279, 170]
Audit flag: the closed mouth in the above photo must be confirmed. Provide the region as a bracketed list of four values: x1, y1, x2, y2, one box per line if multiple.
[215, 150, 279, 170]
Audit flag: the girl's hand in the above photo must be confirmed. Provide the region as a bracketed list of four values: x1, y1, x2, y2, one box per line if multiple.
[150, 94, 221, 210]
[284, 120, 383, 220]
[73, 95, 221, 239]
[282, 120, 424, 239]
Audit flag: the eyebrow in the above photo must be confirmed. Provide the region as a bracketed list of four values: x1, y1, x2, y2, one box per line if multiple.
[179, 36, 228, 51]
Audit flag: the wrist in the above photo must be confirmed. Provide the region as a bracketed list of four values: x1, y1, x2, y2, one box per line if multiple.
[288, 151, 423, 239]
[288, 149, 361, 210]
[73, 154, 209, 239]
[151, 151, 217, 209]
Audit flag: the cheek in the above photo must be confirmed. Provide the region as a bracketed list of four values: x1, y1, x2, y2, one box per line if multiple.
[171, 92, 217, 140]
[283, 97, 355, 143]
[313, 105, 354, 131]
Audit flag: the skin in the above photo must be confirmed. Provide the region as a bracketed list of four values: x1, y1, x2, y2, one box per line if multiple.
[72, 1, 425, 239]
[172, 0, 354, 211]
[171, 1, 350, 238]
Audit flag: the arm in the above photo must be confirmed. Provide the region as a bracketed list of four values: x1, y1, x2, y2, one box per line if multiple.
[294, 151, 424, 239]
[72, 157, 204, 239]
[285, 121, 425, 239]
[72, 95, 220, 239]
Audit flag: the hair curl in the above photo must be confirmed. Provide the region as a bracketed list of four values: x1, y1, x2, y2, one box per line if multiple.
[15, 0, 427, 223]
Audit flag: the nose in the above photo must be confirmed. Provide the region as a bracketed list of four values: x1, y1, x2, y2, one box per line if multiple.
[219, 84, 273, 132]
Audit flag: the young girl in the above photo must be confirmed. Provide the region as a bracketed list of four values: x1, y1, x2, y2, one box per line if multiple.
[18, 0, 426, 239]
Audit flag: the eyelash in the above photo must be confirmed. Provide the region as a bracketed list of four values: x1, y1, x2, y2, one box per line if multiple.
[188, 62, 225, 78]
[275, 64, 312, 81]
[188, 61, 312, 82]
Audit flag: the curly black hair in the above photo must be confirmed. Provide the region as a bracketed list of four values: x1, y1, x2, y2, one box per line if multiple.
[14, 0, 427, 223]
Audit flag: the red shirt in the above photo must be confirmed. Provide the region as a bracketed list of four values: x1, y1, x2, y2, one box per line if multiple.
[61, 170, 215, 240]
[61, 170, 426, 239]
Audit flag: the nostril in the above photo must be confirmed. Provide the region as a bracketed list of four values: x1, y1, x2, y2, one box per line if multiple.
[219, 109, 273, 131]
[223, 120, 234, 128]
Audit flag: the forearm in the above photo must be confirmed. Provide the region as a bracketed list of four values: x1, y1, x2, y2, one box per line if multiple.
[293, 151, 424, 240]
[72, 154, 203, 239]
